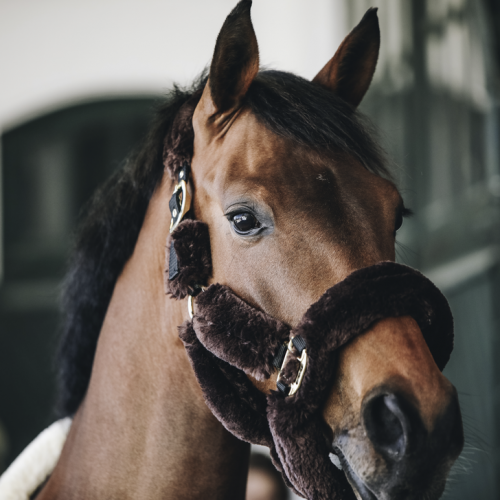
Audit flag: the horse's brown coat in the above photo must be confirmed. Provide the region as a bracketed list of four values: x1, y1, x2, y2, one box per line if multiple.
[37, 1, 462, 499]
[37, 176, 250, 499]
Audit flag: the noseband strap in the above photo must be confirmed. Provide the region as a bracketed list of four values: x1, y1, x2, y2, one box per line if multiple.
[167, 195, 454, 500]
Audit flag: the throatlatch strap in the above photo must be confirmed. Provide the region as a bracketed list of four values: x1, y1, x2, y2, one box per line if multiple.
[169, 162, 191, 281]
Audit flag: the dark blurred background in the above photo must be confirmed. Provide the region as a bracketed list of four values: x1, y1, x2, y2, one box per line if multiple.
[357, 2, 500, 498]
[0, 1, 499, 499]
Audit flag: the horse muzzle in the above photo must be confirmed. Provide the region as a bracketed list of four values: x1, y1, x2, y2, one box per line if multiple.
[333, 384, 463, 500]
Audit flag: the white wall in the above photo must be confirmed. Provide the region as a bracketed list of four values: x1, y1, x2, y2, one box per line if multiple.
[0, 0, 347, 131]
[0, 0, 347, 281]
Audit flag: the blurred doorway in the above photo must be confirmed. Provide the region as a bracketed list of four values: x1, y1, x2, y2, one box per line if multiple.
[0, 96, 157, 469]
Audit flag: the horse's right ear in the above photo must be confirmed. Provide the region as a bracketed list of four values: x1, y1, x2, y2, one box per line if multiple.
[312, 8, 380, 108]
[194, 0, 259, 139]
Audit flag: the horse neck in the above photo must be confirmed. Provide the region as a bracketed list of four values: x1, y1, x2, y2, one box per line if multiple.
[39, 175, 250, 499]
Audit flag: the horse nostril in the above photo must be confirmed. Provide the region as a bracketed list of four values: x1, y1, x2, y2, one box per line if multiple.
[363, 393, 420, 460]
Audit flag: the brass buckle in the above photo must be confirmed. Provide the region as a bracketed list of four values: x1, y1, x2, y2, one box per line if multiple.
[276, 337, 308, 397]
[188, 286, 207, 319]
[169, 179, 192, 233]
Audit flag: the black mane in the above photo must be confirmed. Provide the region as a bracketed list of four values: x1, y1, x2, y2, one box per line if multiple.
[57, 70, 389, 416]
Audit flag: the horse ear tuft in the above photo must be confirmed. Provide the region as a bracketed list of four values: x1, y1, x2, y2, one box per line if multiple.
[312, 7, 380, 108]
[208, 0, 259, 114]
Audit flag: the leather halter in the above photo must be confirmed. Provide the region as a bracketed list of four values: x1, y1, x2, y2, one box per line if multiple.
[167, 162, 454, 499]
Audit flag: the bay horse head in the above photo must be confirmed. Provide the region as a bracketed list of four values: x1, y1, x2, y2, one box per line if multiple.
[45, 2, 463, 500]
[169, 1, 463, 499]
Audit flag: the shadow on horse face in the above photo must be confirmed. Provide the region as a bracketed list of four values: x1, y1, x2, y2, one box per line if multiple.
[188, 1, 463, 498]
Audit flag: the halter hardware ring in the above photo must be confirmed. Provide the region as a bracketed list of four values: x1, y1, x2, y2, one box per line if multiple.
[169, 179, 192, 233]
[188, 286, 207, 319]
[276, 337, 308, 397]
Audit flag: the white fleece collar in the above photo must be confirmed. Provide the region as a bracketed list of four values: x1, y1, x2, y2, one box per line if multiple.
[0, 418, 72, 500]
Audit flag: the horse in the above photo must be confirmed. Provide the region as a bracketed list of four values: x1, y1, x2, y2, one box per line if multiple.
[28, 1, 463, 499]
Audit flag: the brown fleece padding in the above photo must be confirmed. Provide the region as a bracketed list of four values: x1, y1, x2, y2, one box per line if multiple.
[166, 220, 212, 299]
[168, 222, 454, 500]
[193, 284, 290, 380]
[178, 320, 272, 447]
[267, 261, 454, 429]
[279, 352, 301, 387]
[163, 95, 201, 179]
[188, 262, 453, 499]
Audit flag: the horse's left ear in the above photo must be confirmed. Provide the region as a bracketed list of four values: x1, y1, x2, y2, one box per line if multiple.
[312, 8, 380, 108]
[194, 0, 259, 137]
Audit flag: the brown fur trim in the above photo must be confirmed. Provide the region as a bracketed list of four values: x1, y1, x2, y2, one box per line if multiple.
[178, 320, 272, 446]
[162, 91, 203, 179]
[194, 284, 290, 380]
[267, 400, 356, 500]
[279, 355, 301, 387]
[182, 261, 454, 499]
[166, 220, 212, 300]
[264, 262, 453, 499]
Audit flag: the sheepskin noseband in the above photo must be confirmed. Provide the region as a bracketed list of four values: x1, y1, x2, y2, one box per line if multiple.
[168, 220, 454, 500]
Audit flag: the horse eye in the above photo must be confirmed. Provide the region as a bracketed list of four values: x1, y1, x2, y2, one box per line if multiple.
[231, 212, 260, 234]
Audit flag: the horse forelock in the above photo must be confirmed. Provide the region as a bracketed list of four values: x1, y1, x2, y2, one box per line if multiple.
[247, 70, 390, 179]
